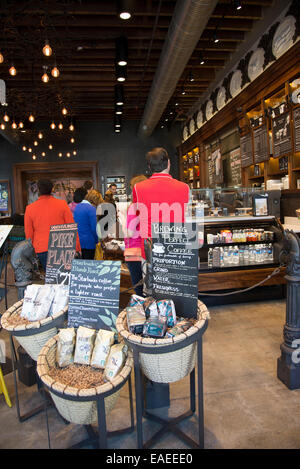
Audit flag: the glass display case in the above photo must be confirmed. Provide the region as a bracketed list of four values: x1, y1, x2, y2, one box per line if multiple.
[190, 188, 283, 273]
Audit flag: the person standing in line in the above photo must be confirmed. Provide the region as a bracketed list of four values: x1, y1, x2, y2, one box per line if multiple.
[74, 188, 103, 259]
[83, 180, 94, 195]
[125, 175, 147, 297]
[24, 179, 80, 270]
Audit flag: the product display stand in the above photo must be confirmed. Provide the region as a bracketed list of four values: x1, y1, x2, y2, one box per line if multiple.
[126, 320, 208, 449]
[43, 374, 134, 449]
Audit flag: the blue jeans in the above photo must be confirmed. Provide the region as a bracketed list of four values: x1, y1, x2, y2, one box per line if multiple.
[37, 252, 48, 271]
[126, 261, 144, 297]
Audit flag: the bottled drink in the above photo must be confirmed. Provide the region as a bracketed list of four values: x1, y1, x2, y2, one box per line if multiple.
[220, 247, 224, 267]
[239, 245, 244, 263]
[228, 246, 233, 264]
[233, 245, 239, 265]
[244, 246, 249, 263]
[268, 243, 273, 261]
[249, 246, 255, 263]
[208, 248, 213, 267]
[223, 247, 229, 265]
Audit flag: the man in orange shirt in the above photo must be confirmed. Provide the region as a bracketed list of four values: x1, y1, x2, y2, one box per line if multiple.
[25, 179, 80, 270]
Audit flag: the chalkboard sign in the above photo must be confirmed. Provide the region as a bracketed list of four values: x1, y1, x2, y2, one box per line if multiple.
[150, 222, 199, 319]
[253, 124, 269, 163]
[0, 180, 11, 213]
[45, 223, 78, 285]
[229, 148, 242, 186]
[68, 259, 121, 331]
[240, 133, 253, 168]
[272, 111, 292, 157]
[293, 107, 300, 153]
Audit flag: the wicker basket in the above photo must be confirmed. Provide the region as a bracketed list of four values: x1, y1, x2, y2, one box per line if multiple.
[37, 335, 133, 425]
[116, 300, 209, 383]
[0, 300, 68, 361]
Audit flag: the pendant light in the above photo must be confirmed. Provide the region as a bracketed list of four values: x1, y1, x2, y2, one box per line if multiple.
[0, 122, 5, 130]
[32, 155, 36, 160]
[188, 71, 195, 82]
[199, 53, 205, 65]
[73, 150, 77, 155]
[233, 0, 242, 10]
[213, 31, 219, 43]
[66, 152, 71, 158]
[28, 114, 35, 122]
[70, 137, 75, 143]
[34, 140, 38, 146]
[69, 123, 74, 131]
[50, 121, 56, 129]
[11, 121, 17, 129]
[115, 104, 123, 115]
[42, 70, 49, 83]
[115, 115, 122, 127]
[3, 113, 9, 122]
[28, 147, 32, 152]
[38, 132, 43, 139]
[49, 144, 53, 150]
[62, 107, 68, 115]
[115, 84, 124, 105]
[22, 146, 27, 151]
[9, 65, 17, 76]
[115, 64, 127, 82]
[58, 152, 62, 157]
[58, 122, 63, 130]
[42, 152, 46, 157]
[117, 0, 134, 20]
[0, 52, 4, 63]
[116, 36, 128, 66]
[18, 121, 24, 128]
[43, 41, 52, 57]
[51, 66, 60, 78]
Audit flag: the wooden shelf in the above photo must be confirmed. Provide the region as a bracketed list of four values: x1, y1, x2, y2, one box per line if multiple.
[248, 175, 264, 180]
[292, 167, 300, 172]
[267, 170, 288, 176]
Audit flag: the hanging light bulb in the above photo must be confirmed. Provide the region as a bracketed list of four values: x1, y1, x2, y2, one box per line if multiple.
[22, 146, 27, 151]
[62, 107, 68, 115]
[69, 123, 74, 131]
[0, 52, 4, 63]
[28, 147, 32, 152]
[49, 144, 53, 149]
[51, 66, 60, 78]
[34, 140, 38, 146]
[58, 122, 63, 130]
[38, 132, 43, 139]
[58, 152, 62, 157]
[42, 152, 46, 157]
[42, 71, 49, 83]
[28, 114, 35, 122]
[73, 150, 77, 156]
[9, 65, 17, 76]
[3, 113, 9, 122]
[43, 41, 52, 57]
[115, 84, 124, 105]
[18, 121, 24, 128]
[116, 36, 128, 66]
[116, 64, 127, 82]
[32, 155, 36, 160]
[0, 123, 5, 130]
[117, 0, 133, 20]
[70, 137, 75, 143]
[115, 105, 123, 115]
[50, 121, 56, 130]
[66, 152, 71, 157]
[11, 121, 17, 129]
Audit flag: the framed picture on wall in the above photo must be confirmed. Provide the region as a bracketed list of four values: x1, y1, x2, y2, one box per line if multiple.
[0, 180, 11, 215]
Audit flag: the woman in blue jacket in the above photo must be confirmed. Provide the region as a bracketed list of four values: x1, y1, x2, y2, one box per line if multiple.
[74, 189, 103, 259]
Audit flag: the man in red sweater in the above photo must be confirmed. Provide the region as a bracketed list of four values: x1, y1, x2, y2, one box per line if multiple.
[25, 179, 80, 270]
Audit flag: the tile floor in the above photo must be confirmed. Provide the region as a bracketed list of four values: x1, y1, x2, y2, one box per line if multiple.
[1, 286, 300, 449]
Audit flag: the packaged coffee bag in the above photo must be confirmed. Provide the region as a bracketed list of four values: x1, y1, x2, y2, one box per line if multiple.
[33, 285, 56, 321]
[142, 316, 168, 338]
[126, 305, 146, 334]
[104, 343, 127, 380]
[129, 294, 145, 308]
[49, 285, 69, 316]
[91, 329, 115, 369]
[143, 297, 158, 318]
[56, 328, 76, 367]
[74, 326, 96, 365]
[157, 299, 177, 327]
[20, 284, 41, 320]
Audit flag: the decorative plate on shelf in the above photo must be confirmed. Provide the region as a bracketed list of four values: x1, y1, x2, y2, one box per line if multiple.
[206, 100, 214, 121]
[196, 110, 203, 128]
[272, 16, 296, 59]
[216, 86, 226, 111]
[291, 79, 300, 104]
[189, 118, 195, 135]
[183, 126, 188, 141]
[230, 70, 242, 98]
[248, 48, 265, 82]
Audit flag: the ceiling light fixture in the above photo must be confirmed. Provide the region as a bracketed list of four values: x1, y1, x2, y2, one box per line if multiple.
[9, 65, 17, 76]
[199, 53, 205, 65]
[32, 155, 36, 160]
[49, 144, 53, 149]
[38, 132, 43, 139]
[58, 152, 62, 157]
[188, 71, 195, 82]
[42, 152, 46, 157]
[70, 137, 75, 143]
[43, 41, 52, 57]
[34, 140, 38, 146]
[22, 146, 27, 151]
[3, 113, 9, 122]
[116, 64, 127, 82]
[0, 52, 4, 63]
[115, 84, 124, 105]
[11, 121, 17, 129]
[62, 107, 68, 115]
[69, 123, 74, 131]
[73, 150, 77, 155]
[213, 31, 219, 43]
[233, 0, 242, 10]
[66, 152, 71, 157]
[51, 66, 60, 78]
[18, 121, 24, 128]
[28, 147, 32, 152]
[58, 122, 63, 130]
[181, 86, 186, 95]
[28, 114, 35, 122]
[50, 121, 56, 129]
[0, 123, 5, 130]
[117, 0, 134, 20]
[116, 36, 128, 66]
[115, 104, 123, 115]
[115, 115, 122, 128]
[42, 69, 49, 83]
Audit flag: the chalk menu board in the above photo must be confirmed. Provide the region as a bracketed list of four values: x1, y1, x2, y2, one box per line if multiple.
[293, 107, 300, 153]
[240, 133, 253, 168]
[272, 111, 292, 157]
[229, 148, 242, 186]
[207, 146, 215, 187]
[0, 181, 10, 212]
[68, 259, 121, 331]
[45, 223, 77, 285]
[151, 222, 199, 319]
[253, 124, 269, 163]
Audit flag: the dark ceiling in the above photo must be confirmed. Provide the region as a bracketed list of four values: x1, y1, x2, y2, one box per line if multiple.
[0, 0, 273, 135]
